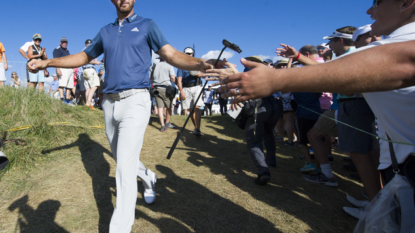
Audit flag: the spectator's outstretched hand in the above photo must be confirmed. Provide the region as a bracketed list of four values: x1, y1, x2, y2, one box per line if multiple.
[203, 58, 238, 81]
[219, 58, 277, 103]
[276, 44, 299, 59]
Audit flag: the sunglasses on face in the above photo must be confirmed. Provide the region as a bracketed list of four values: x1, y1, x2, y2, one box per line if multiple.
[317, 47, 327, 51]
[34, 39, 42, 42]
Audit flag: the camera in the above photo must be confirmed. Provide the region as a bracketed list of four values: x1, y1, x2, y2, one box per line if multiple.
[150, 88, 159, 98]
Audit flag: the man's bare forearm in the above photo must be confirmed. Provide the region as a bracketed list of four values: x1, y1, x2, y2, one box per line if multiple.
[47, 52, 93, 68]
[158, 44, 205, 71]
[276, 41, 415, 94]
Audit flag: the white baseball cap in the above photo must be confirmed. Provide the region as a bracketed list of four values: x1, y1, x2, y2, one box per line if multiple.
[317, 43, 330, 49]
[184, 48, 194, 54]
[323, 30, 353, 40]
[353, 24, 372, 42]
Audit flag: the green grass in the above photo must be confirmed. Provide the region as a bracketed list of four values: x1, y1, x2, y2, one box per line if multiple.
[0, 87, 104, 173]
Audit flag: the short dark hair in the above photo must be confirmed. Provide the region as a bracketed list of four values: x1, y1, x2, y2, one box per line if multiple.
[336, 26, 357, 46]
[299, 45, 318, 55]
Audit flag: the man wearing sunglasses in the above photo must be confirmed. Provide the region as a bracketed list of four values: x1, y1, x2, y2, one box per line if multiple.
[53, 37, 74, 105]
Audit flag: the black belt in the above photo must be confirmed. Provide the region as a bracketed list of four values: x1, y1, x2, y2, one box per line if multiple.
[83, 67, 95, 70]
[154, 85, 169, 89]
[337, 98, 363, 103]
[182, 82, 200, 88]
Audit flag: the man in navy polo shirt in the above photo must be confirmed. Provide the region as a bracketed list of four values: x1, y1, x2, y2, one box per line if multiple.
[28, 0, 215, 232]
[53, 37, 73, 104]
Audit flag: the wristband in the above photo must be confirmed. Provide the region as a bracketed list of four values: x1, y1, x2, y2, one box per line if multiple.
[293, 53, 301, 61]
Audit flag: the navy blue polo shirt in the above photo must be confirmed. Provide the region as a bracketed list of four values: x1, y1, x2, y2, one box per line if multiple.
[53, 46, 70, 58]
[83, 13, 169, 94]
[292, 92, 322, 120]
[177, 69, 198, 84]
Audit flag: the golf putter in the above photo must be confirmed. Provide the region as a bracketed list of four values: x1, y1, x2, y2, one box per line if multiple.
[167, 39, 242, 160]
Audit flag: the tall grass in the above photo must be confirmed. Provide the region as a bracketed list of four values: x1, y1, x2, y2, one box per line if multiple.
[0, 87, 104, 173]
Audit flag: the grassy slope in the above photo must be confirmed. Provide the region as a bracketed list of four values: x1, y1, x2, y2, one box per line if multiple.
[0, 87, 104, 172]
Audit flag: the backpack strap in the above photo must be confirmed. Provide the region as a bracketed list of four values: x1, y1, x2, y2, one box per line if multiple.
[387, 134, 400, 174]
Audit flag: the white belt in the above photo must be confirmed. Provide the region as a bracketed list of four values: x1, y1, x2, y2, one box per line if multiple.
[104, 88, 148, 101]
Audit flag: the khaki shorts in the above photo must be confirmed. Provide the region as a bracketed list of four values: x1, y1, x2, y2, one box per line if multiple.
[155, 88, 173, 109]
[313, 109, 338, 137]
[181, 85, 203, 109]
[83, 68, 100, 89]
[58, 68, 74, 89]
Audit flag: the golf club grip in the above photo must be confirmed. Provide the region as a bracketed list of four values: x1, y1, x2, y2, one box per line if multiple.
[167, 132, 182, 159]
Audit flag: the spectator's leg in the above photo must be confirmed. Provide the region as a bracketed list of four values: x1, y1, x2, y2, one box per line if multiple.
[283, 112, 296, 143]
[166, 108, 172, 124]
[307, 128, 333, 176]
[276, 118, 285, 139]
[38, 82, 44, 93]
[245, 117, 268, 175]
[59, 87, 64, 99]
[157, 108, 165, 126]
[350, 152, 381, 201]
[194, 106, 201, 129]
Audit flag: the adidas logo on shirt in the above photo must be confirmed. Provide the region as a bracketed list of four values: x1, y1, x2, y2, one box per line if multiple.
[131, 27, 139, 32]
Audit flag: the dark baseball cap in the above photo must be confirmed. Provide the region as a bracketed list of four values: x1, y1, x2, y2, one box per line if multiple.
[60, 37, 68, 42]
[85, 39, 92, 44]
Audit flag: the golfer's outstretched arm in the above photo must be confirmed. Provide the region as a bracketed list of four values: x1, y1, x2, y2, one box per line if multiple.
[220, 41, 415, 102]
[27, 51, 93, 72]
[157, 44, 213, 72]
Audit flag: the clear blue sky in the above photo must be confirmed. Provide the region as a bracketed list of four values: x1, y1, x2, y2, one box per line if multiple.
[2, 0, 374, 87]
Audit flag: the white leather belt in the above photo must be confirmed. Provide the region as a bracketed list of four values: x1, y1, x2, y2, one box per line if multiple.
[104, 89, 148, 101]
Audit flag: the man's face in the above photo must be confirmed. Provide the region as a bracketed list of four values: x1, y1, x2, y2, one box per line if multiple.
[208, 86, 212, 91]
[328, 38, 342, 56]
[61, 41, 68, 49]
[317, 47, 330, 56]
[53, 76, 57, 80]
[186, 53, 194, 57]
[367, 0, 413, 36]
[111, 0, 135, 14]
[353, 32, 383, 48]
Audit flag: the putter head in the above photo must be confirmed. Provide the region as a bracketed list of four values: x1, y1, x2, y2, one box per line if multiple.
[222, 40, 242, 53]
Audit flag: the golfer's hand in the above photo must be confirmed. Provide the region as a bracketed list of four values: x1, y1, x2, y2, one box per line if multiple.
[203, 59, 238, 81]
[180, 92, 186, 100]
[219, 58, 277, 103]
[276, 44, 299, 59]
[27, 60, 47, 73]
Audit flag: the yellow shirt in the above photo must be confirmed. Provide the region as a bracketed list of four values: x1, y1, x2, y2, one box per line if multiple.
[0, 42, 5, 63]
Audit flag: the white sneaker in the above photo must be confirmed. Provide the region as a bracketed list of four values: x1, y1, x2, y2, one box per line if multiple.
[346, 195, 369, 208]
[343, 207, 364, 220]
[143, 170, 157, 205]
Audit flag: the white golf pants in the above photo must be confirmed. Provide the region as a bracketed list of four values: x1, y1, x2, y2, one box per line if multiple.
[103, 90, 153, 233]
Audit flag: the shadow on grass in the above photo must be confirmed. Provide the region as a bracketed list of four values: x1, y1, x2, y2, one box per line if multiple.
[178, 115, 360, 232]
[42, 133, 115, 233]
[8, 195, 69, 233]
[135, 165, 281, 233]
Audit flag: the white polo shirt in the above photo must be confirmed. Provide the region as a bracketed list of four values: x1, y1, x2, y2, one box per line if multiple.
[20, 41, 34, 54]
[344, 22, 415, 169]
